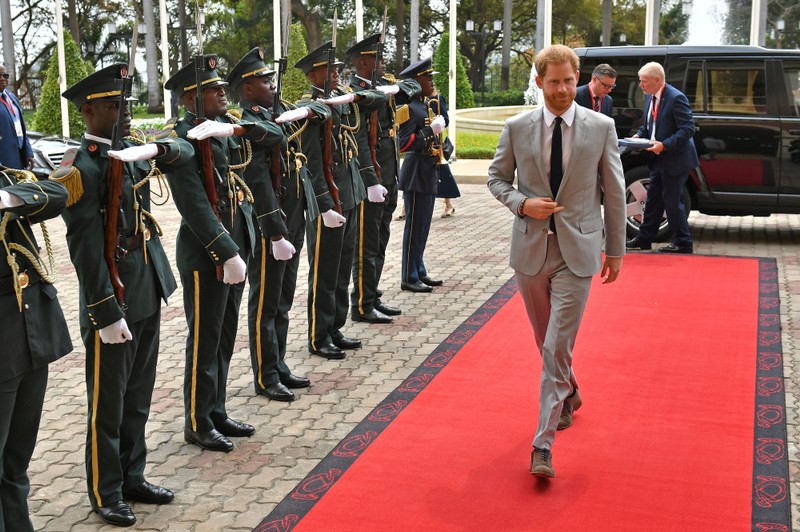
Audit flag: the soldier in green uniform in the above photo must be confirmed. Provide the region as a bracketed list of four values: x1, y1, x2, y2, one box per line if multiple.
[295, 42, 388, 359]
[56, 64, 193, 526]
[0, 167, 71, 531]
[164, 56, 280, 452]
[345, 34, 421, 323]
[226, 47, 328, 401]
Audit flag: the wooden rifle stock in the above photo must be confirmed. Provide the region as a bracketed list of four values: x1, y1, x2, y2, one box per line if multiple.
[322, 116, 341, 214]
[368, 111, 381, 181]
[103, 156, 125, 305]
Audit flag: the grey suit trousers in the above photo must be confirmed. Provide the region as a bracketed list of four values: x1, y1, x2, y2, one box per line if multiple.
[515, 234, 592, 450]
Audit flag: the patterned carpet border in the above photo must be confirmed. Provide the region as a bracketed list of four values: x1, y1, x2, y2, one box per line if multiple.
[254, 257, 791, 531]
[254, 276, 520, 531]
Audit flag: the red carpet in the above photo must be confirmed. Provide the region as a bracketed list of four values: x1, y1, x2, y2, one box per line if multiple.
[257, 255, 790, 532]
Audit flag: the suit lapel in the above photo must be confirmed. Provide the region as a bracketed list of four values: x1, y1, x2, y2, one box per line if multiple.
[529, 108, 548, 191]
[559, 106, 587, 194]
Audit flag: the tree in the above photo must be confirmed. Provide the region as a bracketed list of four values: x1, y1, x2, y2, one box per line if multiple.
[32, 32, 88, 137]
[283, 22, 310, 103]
[432, 32, 474, 110]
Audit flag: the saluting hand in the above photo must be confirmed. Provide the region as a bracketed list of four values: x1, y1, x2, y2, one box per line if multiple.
[99, 318, 133, 344]
[376, 85, 400, 95]
[275, 107, 310, 124]
[0, 189, 22, 209]
[108, 144, 159, 162]
[187, 120, 235, 140]
[321, 93, 355, 106]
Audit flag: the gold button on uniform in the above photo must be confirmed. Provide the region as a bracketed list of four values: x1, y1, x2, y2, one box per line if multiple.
[18, 272, 29, 288]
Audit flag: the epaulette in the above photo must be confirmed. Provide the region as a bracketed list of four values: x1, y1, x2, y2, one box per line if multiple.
[383, 73, 396, 83]
[227, 108, 243, 120]
[155, 117, 178, 140]
[280, 98, 297, 110]
[396, 104, 410, 125]
[298, 92, 313, 104]
[342, 85, 354, 94]
[49, 165, 83, 206]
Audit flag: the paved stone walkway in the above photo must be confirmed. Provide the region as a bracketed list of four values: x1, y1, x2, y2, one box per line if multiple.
[27, 164, 799, 530]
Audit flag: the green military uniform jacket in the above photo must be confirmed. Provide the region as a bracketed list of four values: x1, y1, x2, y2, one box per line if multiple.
[375, 77, 421, 186]
[59, 137, 190, 328]
[0, 172, 72, 381]
[297, 86, 367, 213]
[238, 101, 290, 239]
[345, 76, 388, 190]
[168, 113, 275, 270]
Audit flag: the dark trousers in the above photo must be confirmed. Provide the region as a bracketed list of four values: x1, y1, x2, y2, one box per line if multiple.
[401, 191, 436, 284]
[82, 312, 160, 509]
[0, 365, 47, 532]
[247, 236, 290, 392]
[306, 205, 356, 350]
[181, 269, 244, 432]
[375, 181, 398, 299]
[351, 199, 384, 315]
[638, 169, 693, 247]
[276, 220, 306, 362]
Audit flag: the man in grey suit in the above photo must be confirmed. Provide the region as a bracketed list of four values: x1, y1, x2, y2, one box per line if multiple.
[487, 45, 626, 479]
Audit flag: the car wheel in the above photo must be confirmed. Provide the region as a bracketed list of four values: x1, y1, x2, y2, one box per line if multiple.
[624, 166, 691, 240]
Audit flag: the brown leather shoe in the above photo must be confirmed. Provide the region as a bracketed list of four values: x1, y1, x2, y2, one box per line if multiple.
[530, 448, 554, 478]
[558, 388, 582, 430]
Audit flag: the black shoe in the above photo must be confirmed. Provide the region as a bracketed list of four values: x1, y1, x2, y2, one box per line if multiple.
[626, 237, 652, 250]
[419, 275, 443, 287]
[95, 501, 136, 527]
[184, 428, 234, 452]
[280, 373, 311, 389]
[310, 343, 346, 359]
[257, 382, 295, 401]
[658, 243, 693, 254]
[351, 308, 393, 324]
[375, 302, 401, 316]
[216, 418, 255, 437]
[122, 481, 174, 505]
[332, 333, 362, 349]
[401, 280, 433, 293]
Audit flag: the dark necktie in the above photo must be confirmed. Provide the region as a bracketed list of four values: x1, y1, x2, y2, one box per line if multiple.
[593, 96, 600, 113]
[549, 116, 563, 232]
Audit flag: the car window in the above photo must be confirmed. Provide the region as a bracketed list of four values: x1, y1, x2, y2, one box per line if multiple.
[782, 65, 800, 117]
[691, 60, 768, 116]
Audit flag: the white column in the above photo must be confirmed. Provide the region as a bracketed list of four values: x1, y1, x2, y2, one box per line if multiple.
[54, 0, 69, 137]
[160, 0, 171, 119]
[543, 0, 552, 48]
[448, 0, 456, 158]
[355, 0, 364, 41]
[273, 0, 280, 61]
[750, 0, 766, 46]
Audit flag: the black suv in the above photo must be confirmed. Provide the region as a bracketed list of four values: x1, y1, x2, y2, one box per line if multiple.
[575, 45, 800, 238]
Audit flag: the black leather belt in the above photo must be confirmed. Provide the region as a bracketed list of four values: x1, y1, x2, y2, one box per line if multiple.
[123, 222, 155, 252]
[0, 269, 41, 295]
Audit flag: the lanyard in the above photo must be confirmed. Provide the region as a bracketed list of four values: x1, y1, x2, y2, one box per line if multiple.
[0, 93, 15, 117]
[649, 86, 665, 126]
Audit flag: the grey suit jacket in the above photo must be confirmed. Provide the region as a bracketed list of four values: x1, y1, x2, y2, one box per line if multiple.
[487, 104, 626, 278]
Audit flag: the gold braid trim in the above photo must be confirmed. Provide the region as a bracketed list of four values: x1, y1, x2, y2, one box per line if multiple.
[49, 166, 84, 206]
[396, 104, 410, 125]
[229, 172, 254, 204]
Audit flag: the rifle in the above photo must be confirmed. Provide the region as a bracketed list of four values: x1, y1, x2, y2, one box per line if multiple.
[270, 11, 291, 221]
[322, 9, 342, 214]
[194, 1, 224, 280]
[103, 20, 138, 307]
[367, 8, 388, 184]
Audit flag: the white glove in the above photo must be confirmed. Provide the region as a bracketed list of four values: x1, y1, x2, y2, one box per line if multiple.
[321, 209, 346, 228]
[187, 120, 235, 140]
[430, 115, 446, 135]
[275, 107, 311, 124]
[271, 237, 296, 261]
[0, 189, 23, 209]
[108, 143, 159, 162]
[367, 184, 388, 203]
[321, 93, 356, 106]
[99, 318, 133, 344]
[222, 255, 247, 284]
[376, 84, 400, 95]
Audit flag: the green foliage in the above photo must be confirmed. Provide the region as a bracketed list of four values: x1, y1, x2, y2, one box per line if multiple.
[455, 131, 500, 159]
[284, 23, 310, 104]
[433, 32, 475, 110]
[32, 33, 88, 138]
[480, 90, 525, 107]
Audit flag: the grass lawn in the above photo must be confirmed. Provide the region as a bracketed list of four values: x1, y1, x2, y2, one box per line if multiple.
[455, 131, 500, 159]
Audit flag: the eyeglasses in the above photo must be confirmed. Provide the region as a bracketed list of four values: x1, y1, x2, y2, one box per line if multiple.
[0, 74, 9, 80]
[595, 77, 616, 90]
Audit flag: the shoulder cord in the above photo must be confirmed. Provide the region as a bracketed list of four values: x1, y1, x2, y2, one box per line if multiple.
[0, 170, 56, 310]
